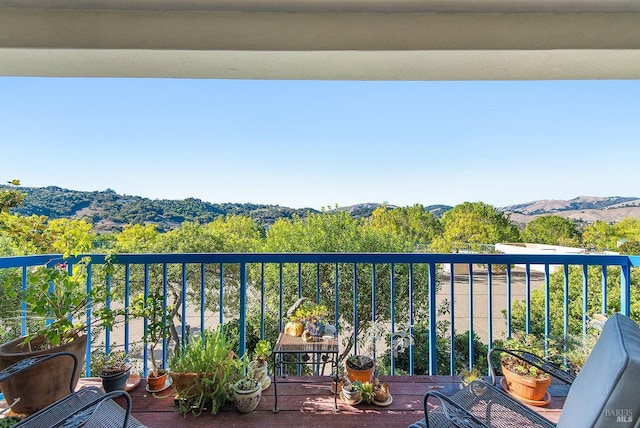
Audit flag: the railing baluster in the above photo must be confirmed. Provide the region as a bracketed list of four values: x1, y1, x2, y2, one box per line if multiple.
[525, 263, 531, 335]
[428, 262, 437, 375]
[181, 263, 187, 353]
[505, 263, 512, 339]
[390, 262, 396, 375]
[143, 264, 149, 377]
[409, 263, 415, 376]
[21, 265, 27, 337]
[219, 263, 225, 326]
[260, 263, 265, 339]
[449, 262, 455, 376]
[563, 264, 569, 339]
[544, 263, 550, 354]
[162, 263, 168, 371]
[582, 264, 588, 340]
[621, 263, 631, 316]
[200, 263, 205, 340]
[372, 263, 377, 361]
[124, 264, 130, 355]
[239, 262, 247, 360]
[353, 263, 358, 357]
[105, 271, 112, 356]
[487, 264, 493, 350]
[468, 263, 474, 370]
[85, 263, 93, 377]
[602, 264, 608, 314]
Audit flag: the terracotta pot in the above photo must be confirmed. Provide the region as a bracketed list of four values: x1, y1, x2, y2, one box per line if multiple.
[332, 379, 343, 393]
[501, 363, 551, 401]
[170, 372, 199, 397]
[0, 334, 87, 415]
[346, 365, 375, 384]
[147, 370, 168, 391]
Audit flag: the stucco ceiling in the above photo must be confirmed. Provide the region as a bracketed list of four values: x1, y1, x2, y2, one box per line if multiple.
[1, 0, 639, 80]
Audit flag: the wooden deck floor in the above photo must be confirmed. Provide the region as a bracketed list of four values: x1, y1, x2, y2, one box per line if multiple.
[121, 375, 568, 428]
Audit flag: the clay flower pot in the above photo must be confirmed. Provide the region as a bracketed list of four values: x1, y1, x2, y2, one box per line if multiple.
[501, 363, 551, 402]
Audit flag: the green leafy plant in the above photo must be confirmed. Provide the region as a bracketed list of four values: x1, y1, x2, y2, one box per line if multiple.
[3, 259, 121, 350]
[130, 288, 173, 377]
[346, 355, 374, 371]
[360, 381, 374, 403]
[170, 329, 243, 416]
[253, 339, 272, 365]
[92, 349, 131, 376]
[459, 367, 482, 385]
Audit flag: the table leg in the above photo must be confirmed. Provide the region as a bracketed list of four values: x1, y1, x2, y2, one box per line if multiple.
[272, 351, 279, 413]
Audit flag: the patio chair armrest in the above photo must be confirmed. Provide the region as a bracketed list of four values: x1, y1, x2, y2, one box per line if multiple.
[488, 347, 575, 386]
[55, 390, 135, 428]
[423, 390, 489, 428]
[0, 351, 78, 394]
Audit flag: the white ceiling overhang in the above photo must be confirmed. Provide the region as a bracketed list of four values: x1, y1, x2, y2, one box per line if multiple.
[1, 0, 639, 80]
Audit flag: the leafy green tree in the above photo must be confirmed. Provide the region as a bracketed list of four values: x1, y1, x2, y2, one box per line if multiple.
[0, 180, 24, 213]
[522, 215, 581, 247]
[582, 221, 617, 251]
[367, 204, 443, 247]
[431, 202, 520, 252]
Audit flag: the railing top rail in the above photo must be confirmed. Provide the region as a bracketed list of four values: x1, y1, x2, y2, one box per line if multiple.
[0, 252, 635, 268]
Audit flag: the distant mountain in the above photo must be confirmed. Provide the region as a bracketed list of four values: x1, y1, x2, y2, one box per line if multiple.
[3, 185, 319, 233]
[502, 196, 640, 226]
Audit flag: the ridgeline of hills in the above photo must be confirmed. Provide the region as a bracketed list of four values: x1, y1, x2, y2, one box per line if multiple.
[3, 185, 640, 232]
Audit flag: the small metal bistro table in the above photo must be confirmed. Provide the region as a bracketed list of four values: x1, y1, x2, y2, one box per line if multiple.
[272, 332, 339, 413]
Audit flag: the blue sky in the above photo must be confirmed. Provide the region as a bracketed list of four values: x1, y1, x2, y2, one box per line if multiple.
[1, 78, 638, 209]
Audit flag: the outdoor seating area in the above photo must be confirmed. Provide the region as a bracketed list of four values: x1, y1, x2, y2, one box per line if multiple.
[411, 313, 640, 428]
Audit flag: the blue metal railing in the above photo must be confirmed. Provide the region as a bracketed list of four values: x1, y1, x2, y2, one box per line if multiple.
[1, 252, 638, 377]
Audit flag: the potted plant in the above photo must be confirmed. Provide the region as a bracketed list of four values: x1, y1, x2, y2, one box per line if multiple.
[331, 363, 346, 393]
[345, 355, 375, 383]
[459, 367, 482, 389]
[360, 381, 374, 404]
[232, 376, 262, 413]
[247, 339, 272, 386]
[169, 328, 243, 415]
[499, 334, 554, 403]
[131, 288, 173, 392]
[284, 299, 329, 340]
[341, 379, 362, 404]
[93, 349, 132, 393]
[372, 377, 390, 403]
[0, 260, 121, 414]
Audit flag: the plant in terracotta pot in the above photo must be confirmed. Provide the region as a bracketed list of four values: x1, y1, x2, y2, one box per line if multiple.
[345, 354, 375, 383]
[331, 363, 346, 393]
[130, 288, 173, 392]
[499, 333, 555, 403]
[169, 328, 243, 415]
[93, 349, 132, 393]
[0, 259, 122, 414]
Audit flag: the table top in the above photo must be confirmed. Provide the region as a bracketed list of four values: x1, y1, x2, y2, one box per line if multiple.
[274, 332, 338, 353]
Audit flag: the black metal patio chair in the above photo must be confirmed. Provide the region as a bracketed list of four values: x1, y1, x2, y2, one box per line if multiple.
[0, 351, 146, 428]
[409, 313, 640, 428]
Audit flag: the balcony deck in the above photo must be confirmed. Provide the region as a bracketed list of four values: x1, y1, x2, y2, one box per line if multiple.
[75, 375, 568, 428]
